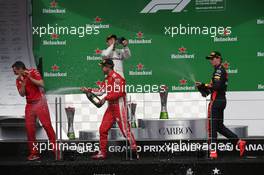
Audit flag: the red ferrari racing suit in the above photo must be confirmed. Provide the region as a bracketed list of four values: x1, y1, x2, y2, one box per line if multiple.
[16, 68, 56, 156]
[95, 70, 137, 154]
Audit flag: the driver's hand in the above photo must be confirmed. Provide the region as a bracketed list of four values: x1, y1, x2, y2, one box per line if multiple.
[100, 98, 106, 105]
[122, 40, 128, 47]
[195, 82, 202, 87]
[80, 87, 92, 93]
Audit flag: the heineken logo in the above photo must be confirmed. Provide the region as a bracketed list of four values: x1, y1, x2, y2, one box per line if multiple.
[137, 63, 144, 71]
[51, 64, 59, 71]
[223, 28, 231, 36]
[86, 48, 102, 61]
[171, 46, 195, 59]
[172, 79, 195, 91]
[258, 84, 264, 89]
[44, 64, 67, 78]
[223, 61, 229, 69]
[141, 0, 191, 13]
[178, 47, 187, 53]
[95, 16, 102, 23]
[42, 33, 66, 46]
[95, 48, 102, 55]
[50, 1, 57, 8]
[51, 33, 59, 39]
[214, 27, 238, 43]
[257, 51, 264, 57]
[129, 63, 152, 76]
[129, 31, 152, 44]
[43, 0, 66, 14]
[257, 19, 264, 25]
[137, 31, 143, 39]
[179, 79, 187, 85]
[223, 61, 238, 74]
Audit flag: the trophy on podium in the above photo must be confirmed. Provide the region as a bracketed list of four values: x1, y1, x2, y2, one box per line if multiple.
[127, 102, 137, 128]
[65, 107, 75, 140]
[159, 85, 169, 119]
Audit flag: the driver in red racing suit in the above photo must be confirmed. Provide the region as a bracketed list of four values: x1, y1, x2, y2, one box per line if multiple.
[81, 59, 138, 160]
[12, 61, 58, 161]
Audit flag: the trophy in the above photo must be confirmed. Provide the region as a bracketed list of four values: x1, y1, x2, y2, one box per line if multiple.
[127, 102, 137, 128]
[65, 107, 75, 140]
[159, 85, 169, 119]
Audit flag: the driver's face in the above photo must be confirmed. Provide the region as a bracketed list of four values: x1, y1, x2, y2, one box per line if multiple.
[12, 67, 22, 75]
[102, 66, 110, 74]
[107, 38, 115, 46]
[209, 57, 220, 66]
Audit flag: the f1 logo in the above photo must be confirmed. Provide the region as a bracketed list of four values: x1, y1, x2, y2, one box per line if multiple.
[141, 0, 191, 13]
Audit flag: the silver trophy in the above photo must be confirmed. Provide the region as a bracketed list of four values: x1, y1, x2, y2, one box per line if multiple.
[65, 107, 75, 140]
[127, 103, 137, 128]
[159, 85, 169, 119]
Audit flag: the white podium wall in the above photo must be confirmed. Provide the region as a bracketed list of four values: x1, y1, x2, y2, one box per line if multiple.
[46, 91, 264, 138]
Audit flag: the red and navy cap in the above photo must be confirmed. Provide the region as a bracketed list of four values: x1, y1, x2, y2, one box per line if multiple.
[205, 51, 222, 60]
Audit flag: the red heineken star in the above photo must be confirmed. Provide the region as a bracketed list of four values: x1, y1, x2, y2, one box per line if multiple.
[95, 48, 102, 54]
[224, 28, 230, 36]
[50, 1, 57, 8]
[178, 47, 187, 53]
[51, 64, 59, 71]
[179, 79, 187, 85]
[137, 31, 143, 39]
[137, 63, 144, 71]
[223, 61, 229, 69]
[51, 33, 59, 39]
[95, 16, 102, 23]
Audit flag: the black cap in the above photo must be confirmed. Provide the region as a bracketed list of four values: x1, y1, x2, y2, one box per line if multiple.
[106, 34, 117, 41]
[205, 51, 222, 60]
[99, 59, 114, 68]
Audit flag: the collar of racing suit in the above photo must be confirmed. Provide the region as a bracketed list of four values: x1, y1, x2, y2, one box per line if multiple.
[106, 70, 115, 79]
[214, 64, 222, 69]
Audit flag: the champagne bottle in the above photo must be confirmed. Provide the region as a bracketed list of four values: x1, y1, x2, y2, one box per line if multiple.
[86, 92, 103, 108]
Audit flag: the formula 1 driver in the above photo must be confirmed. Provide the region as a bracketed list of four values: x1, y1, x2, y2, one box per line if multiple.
[195, 51, 246, 159]
[12, 61, 58, 161]
[101, 34, 131, 78]
[80, 59, 138, 160]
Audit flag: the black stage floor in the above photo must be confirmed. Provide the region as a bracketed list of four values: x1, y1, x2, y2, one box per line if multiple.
[1, 139, 264, 175]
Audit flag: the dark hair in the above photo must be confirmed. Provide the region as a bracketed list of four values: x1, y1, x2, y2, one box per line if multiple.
[12, 61, 26, 70]
[106, 34, 117, 41]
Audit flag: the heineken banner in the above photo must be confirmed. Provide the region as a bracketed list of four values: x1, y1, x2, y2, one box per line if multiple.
[32, 0, 264, 94]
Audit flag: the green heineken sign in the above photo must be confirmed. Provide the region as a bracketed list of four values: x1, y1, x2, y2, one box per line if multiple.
[32, 0, 264, 94]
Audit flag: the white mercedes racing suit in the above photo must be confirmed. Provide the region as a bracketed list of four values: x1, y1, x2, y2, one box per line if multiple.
[101, 44, 131, 78]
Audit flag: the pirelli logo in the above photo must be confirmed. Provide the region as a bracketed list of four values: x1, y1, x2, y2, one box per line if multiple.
[141, 0, 191, 13]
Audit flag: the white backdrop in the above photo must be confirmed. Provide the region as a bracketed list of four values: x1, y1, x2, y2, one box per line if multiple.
[45, 91, 264, 138]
